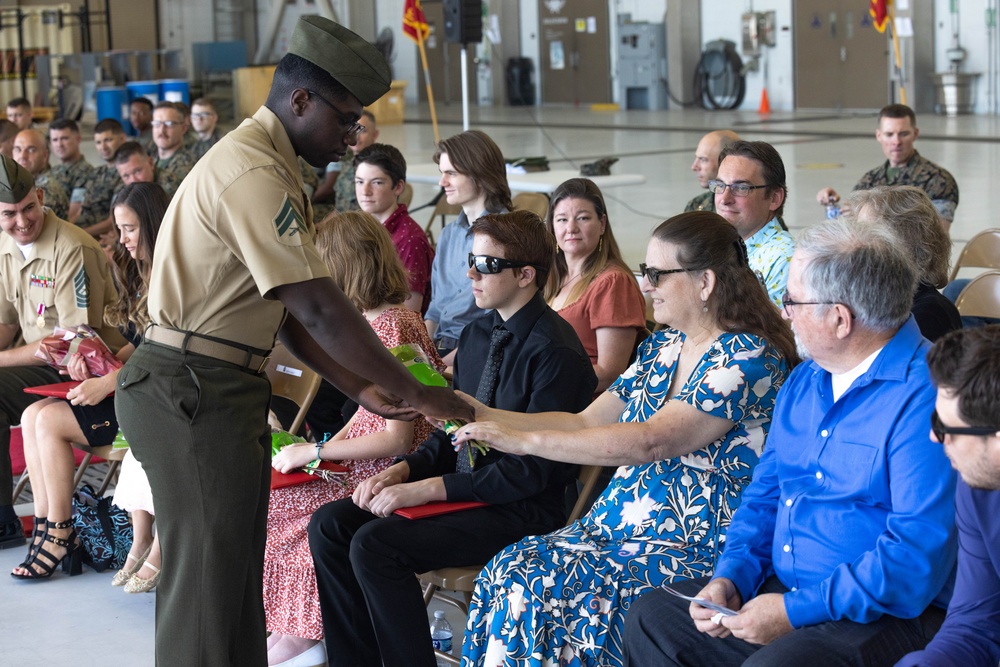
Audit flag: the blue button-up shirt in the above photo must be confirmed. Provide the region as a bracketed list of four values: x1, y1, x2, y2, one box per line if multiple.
[424, 211, 480, 342]
[714, 317, 957, 627]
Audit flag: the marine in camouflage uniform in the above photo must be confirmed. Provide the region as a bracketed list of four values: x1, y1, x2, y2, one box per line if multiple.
[76, 164, 122, 229]
[333, 148, 358, 211]
[853, 151, 960, 222]
[155, 147, 197, 198]
[35, 169, 71, 220]
[50, 157, 94, 205]
[684, 190, 715, 213]
[193, 129, 224, 161]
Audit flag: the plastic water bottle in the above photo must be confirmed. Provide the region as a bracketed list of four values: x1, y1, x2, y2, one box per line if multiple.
[825, 200, 841, 219]
[430, 610, 454, 656]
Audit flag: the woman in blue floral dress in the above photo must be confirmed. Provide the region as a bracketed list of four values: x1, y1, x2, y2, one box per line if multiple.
[453, 211, 799, 667]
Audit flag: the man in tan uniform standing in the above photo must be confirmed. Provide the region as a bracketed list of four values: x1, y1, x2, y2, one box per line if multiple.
[0, 155, 123, 548]
[114, 17, 472, 667]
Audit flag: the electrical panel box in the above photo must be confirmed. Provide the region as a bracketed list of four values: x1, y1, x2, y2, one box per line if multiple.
[741, 11, 776, 57]
[616, 20, 668, 110]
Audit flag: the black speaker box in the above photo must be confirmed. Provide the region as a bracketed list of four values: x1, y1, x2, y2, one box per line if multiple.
[443, 0, 482, 44]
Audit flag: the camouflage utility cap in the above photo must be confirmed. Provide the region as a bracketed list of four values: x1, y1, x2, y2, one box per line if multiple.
[287, 16, 391, 106]
[0, 154, 35, 204]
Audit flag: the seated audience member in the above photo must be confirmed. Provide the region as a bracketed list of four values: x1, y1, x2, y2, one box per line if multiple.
[6, 97, 32, 131]
[128, 97, 155, 153]
[622, 218, 958, 667]
[115, 141, 179, 198]
[313, 109, 378, 219]
[545, 177, 647, 393]
[0, 155, 125, 549]
[11, 182, 168, 582]
[151, 102, 196, 190]
[77, 119, 127, 240]
[355, 142, 434, 314]
[265, 211, 445, 667]
[848, 185, 961, 341]
[0, 119, 17, 157]
[896, 325, 1000, 667]
[49, 119, 93, 225]
[425, 130, 513, 365]
[308, 210, 597, 667]
[298, 156, 320, 200]
[13, 129, 70, 220]
[686, 130, 739, 213]
[709, 140, 793, 306]
[817, 104, 959, 226]
[455, 211, 796, 667]
[190, 97, 223, 159]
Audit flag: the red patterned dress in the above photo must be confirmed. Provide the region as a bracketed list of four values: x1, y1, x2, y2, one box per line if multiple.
[263, 307, 444, 639]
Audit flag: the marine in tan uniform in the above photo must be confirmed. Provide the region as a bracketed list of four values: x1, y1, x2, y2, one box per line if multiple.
[113, 16, 472, 667]
[0, 155, 124, 549]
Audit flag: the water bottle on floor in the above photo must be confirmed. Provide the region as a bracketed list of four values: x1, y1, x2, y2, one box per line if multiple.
[430, 609, 453, 660]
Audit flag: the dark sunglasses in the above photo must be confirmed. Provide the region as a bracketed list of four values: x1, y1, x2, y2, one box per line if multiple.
[638, 263, 694, 287]
[931, 410, 998, 443]
[468, 253, 534, 274]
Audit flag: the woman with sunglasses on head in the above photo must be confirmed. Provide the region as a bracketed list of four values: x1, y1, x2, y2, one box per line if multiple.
[11, 182, 169, 582]
[454, 211, 798, 667]
[263, 211, 445, 667]
[425, 130, 512, 368]
[545, 178, 647, 394]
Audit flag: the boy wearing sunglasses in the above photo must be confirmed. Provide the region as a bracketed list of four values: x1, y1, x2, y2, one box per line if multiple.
[896, 326, 1000, 667]
[309, 210, 597, 667]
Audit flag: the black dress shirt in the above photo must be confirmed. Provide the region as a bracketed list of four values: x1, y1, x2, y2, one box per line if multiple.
[401, 291, 597, 511]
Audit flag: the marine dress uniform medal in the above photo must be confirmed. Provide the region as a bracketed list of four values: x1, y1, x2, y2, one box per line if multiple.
[36, 304, 45, 329]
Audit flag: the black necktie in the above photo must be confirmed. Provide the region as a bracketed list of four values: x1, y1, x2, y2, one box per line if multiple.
[457, 326, 513, 473]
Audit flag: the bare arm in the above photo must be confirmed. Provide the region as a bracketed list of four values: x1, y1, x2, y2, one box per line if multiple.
[273, 277, 473, 423]
[0, 339, 44, 368]
[455, 391, 734, 466]
[312, 169, 338, 203]
[592, 326, 638, 393]
[85, 215, 115, 239]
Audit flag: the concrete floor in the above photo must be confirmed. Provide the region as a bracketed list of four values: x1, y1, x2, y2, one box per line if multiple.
[3, 102, 997, 666]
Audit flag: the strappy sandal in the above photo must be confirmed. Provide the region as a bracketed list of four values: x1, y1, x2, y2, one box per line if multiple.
[112, 544, 152, 587]
[12, 517, 47, 574]
[10, 519, 83, 581]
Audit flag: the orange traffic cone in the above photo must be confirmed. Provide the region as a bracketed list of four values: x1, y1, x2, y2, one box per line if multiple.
[758, 87, 771, 114]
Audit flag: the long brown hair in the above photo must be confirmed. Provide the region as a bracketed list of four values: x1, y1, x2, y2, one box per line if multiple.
[315, 211, 410, 311]
[433, 130, 512, 213]
[104, 182, 169, 332]
[543, 177, 631, 304]
[653, 211, 799, 366]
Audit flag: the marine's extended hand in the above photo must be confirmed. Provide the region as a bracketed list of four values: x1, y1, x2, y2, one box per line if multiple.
[411, 385, 475, 424]
[355, 384, 420, 421]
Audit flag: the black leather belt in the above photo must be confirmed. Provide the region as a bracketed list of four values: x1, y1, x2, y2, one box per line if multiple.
[145, 325, 271, 373]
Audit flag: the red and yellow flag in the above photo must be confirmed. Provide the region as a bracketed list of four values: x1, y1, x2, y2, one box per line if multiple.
[870, 0, 890, 33]
[403, 0, 430, 43]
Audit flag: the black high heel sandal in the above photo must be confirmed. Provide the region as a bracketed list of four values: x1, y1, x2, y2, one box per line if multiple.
[10, 519, 82, 580]
[13, 517, 47, 572]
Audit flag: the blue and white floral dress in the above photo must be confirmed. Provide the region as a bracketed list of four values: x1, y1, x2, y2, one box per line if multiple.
[461, 329, 790, 667]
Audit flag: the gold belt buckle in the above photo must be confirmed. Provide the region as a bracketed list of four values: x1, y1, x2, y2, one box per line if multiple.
[254, 355, 271, 374]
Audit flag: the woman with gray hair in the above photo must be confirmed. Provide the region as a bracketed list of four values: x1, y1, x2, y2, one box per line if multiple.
[846, 185, 961, 341]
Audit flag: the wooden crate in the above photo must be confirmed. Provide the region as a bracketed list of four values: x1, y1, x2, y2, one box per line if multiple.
[366, 80, 407, 125]
[233, 65, 276, 123]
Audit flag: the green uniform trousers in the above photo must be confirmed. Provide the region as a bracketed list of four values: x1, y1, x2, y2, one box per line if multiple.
[116, 341, 272, 667]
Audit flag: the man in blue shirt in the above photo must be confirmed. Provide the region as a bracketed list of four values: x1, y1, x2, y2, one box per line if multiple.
[623, 218, 957, 666]
[896, 325, 1000, 667]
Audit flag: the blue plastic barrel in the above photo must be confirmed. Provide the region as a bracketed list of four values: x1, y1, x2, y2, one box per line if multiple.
[159, 79, 190, 105]
[96, 86, 132, 134]
[126, 80, 159, 105]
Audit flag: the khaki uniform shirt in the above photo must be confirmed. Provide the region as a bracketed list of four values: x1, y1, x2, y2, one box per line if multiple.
[78, 164, 122, 229]
[148, 106, 330, 351]
[0, 209, 125, 349]
[51, 157, 94, 206]
[36, 170, 71, 221]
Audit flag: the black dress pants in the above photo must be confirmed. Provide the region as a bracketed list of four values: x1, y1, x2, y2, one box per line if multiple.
[623, 576, 945, 667]
[308, 497, 563, 667]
